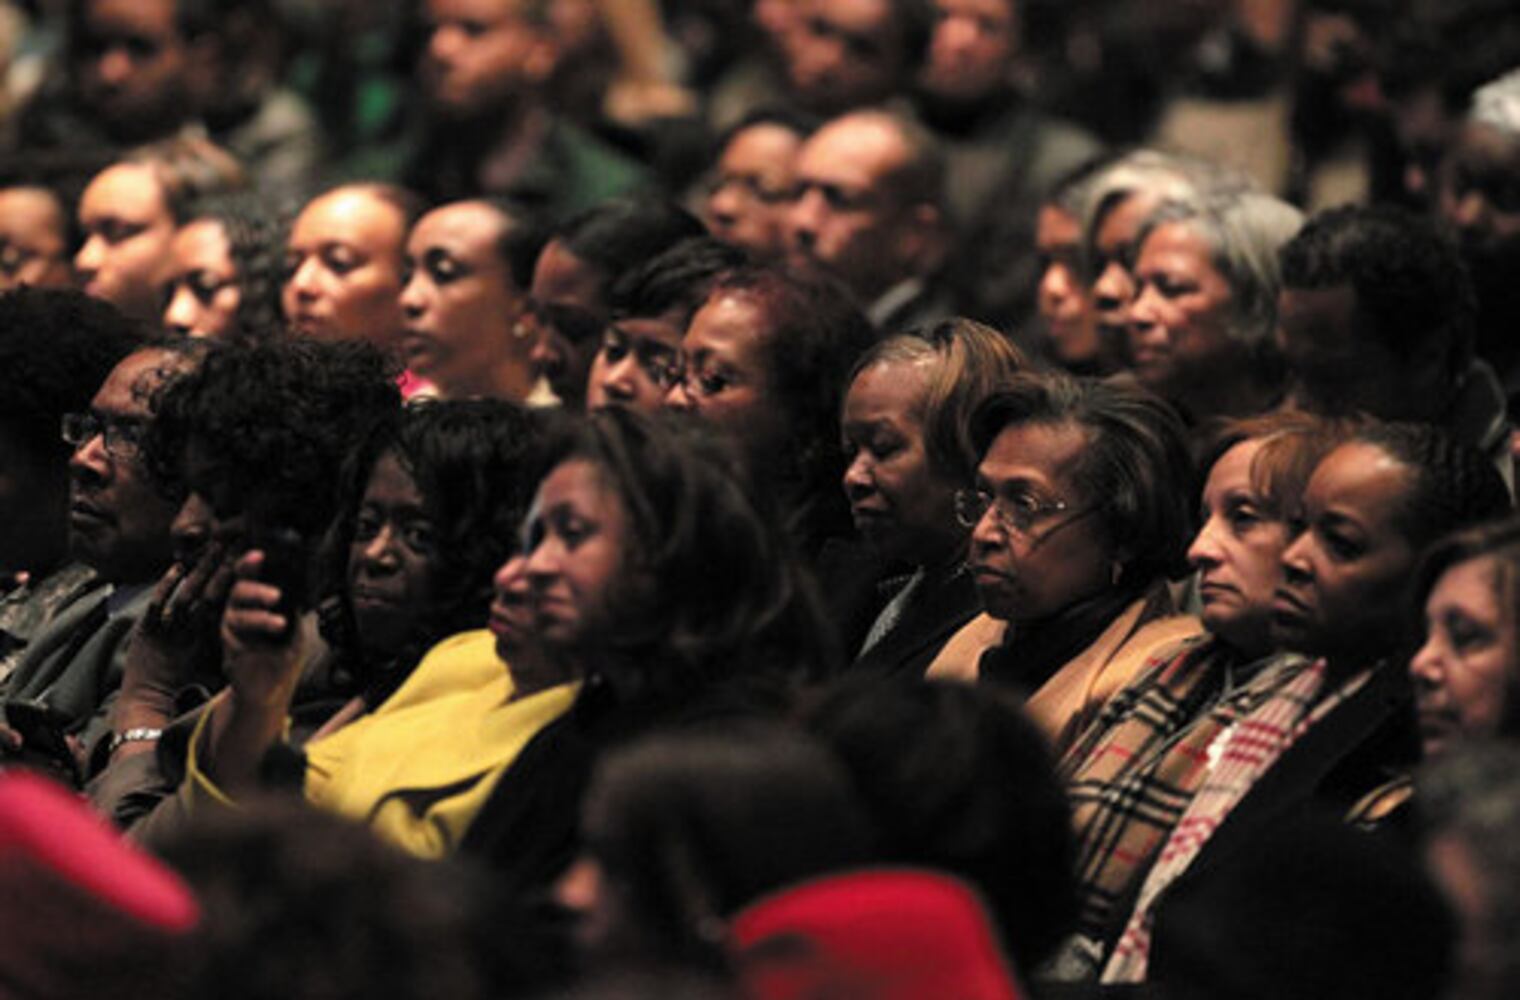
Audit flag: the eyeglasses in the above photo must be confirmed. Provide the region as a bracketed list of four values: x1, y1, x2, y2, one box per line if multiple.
[706, 172, 793, 206]
[954, 488, 1079, 535]
[61, 412, 147, 459]
[662, 355, 740, 400]
[599, 326, 681, 389]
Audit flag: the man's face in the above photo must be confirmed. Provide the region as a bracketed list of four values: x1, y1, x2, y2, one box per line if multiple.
[918, 0, 1016, 105]
[1438, 122, 1520, 264]
[784, 0, 904, 114]
[705, 123, 805, 259]
[785, 115, 920, 301]
[67, 349, 185, 584]
[1276, 284, 1433, 421]
[73, 0, 190, 140]
[420, 0, 553, 118]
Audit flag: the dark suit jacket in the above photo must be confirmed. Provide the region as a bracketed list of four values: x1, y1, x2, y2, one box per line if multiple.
[851, 564, 983, 679]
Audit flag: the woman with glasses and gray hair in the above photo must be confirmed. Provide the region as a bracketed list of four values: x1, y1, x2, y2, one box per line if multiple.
[927, 371, 1201, 755]
[1127, 191, 1304, 426]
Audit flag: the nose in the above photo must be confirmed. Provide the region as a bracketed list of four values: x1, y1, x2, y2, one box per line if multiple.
[597, 354, 640, 405]
[74, 235, 105, 282]
[664, 377, 696, 413]
[286, 256, 322, 303]
[428, 23, 465, 66]
[932, 15, 977, 59]
[787, 189, 823, 251]
[530, 328, 564, 379]
[1092, 259, 1133, 315]
[1038, 261, 1076, 312]
[94, 47, 134, 89]
[969, 502, 1004, 556]
[1449, 190, 1489, 235]
[163, 284, 200, 337]
[1280, 533, 1313, 586]
[399, 271, 428, 321]
[553, 856, 603, 918]
[842, 449, 873, 501]
[707, 181, 743, 233]
[68, 428, 112, 485]
[357, 523, 400, 574]
[493, 554, 528, 601]
[1408, 632, 1444, 692]
[1186, 516, 1223, 570]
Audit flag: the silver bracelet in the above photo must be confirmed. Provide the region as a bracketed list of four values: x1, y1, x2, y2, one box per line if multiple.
[107, 727, 163, 755]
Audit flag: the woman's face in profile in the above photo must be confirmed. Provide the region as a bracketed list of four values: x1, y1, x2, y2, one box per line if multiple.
[163, 218, 241, 340]
[282, 189, 408, 348]
[1127, 221, 1236, 399]
[1411, 555, 1518, 759]
[1273, 442, 1418, 660]
[840, 358, 960, 564]
[665, 290, 789, 469]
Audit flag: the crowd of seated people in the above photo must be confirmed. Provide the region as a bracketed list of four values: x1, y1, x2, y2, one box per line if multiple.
[2, 1, 1520, 998]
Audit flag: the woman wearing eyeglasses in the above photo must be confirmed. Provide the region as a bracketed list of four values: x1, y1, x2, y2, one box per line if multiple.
[928, 372, 1201, 755]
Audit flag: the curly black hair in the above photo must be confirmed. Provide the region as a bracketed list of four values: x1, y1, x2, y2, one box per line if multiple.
[181, 191, 289, 342]
[317, 399, 555, 670]
[142, 339, 400, 538]
[1280, 205, 1478, 380]
[0, 288, 144, 461]
[1350, 422, 1512, 552]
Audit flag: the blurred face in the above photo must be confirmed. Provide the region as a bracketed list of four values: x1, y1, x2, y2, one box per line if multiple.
[967, 420, 1113, 624]
[918, 0, 1017, 104]
[520, 459, 629, 650]
[841, 360, 960, 564]
[73, 0, 189, 139]
[347, 451, 439, 657]
[1411, 556, 1518, 760]
[1438, 123, 1520, 263]
[705, 123, 804, 258]
[1128, 222, 1236, 399]
[1187, 440, 1289, 655]
[786, 0, 903, 113]
[283, 189, 408, 349]
[1276, 284, 1427, 421]
[1090, 192, 1155, 352]
[664, 290, 788, 466]
[0, 188, 71, 292]
[1035, 204, 1099, 368]
[786, 116, 917, 300]
[420, 0, 552, 118]
[1273, 442, 1417, 661]
[162, 219, 241, 340]
[400, 202, 533, 400]
[525, 239, 607, 409]
[586, 310, 685, 413]
[67, 349, 183, 584]
[75, 162, 177, 321]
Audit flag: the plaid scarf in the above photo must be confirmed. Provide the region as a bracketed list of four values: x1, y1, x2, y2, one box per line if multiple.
[1099, 655, 1371, 982]
[1057, 638, 1310, 971]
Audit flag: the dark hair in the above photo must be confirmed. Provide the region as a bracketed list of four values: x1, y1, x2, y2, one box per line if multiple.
[143, 339, 400, 538]
[475, 197, 548, 291]
[545, 408, 839, 698]
[181, 191, 287, 341]
[580, 723, 878, 968]
[704, 264, 877, 550]
[851, 318, 1030, 484]
[318, 399, 552, 668]
[555, 198, 707, 310]
[608, 236, 749, 325]
[1412, 517, 1520, 740]
[0, 288, 143, 462]
[972, 372, 1197, 586]
[1279, 205, 1478, 379]
[1349, 422, 1511, 552]
[801, 677, 1077, 973]
[122, 136, 249, 222]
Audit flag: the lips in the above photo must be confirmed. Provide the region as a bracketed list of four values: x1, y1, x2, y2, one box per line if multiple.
[350, 586, 404, 610]
[68, 498, 111, 528]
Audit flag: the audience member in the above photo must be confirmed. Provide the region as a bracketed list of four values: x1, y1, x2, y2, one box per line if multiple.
[0, 183, 73, 292]
[702, 110, 814, 260]
[778, 0, 930, 116]
[784, 108, 951, 330]
[1031, 156, 1110, 373]
[161, 191, 285, 341]
[400, 198, 546, 402]
[929, 372, 1201, 753]
[836, 319, 1026, 675]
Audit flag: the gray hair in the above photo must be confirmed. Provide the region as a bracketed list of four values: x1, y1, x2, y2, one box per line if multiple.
[1134, 191, 1304, 347]
[1471, 67, 1520, 139]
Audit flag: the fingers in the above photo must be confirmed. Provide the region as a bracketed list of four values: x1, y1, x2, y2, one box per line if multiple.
[0, 724, 20, 753]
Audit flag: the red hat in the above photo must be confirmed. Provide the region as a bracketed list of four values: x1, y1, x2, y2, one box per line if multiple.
[730, 869, 1026, 1000]
[0, 770, 199, 999]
